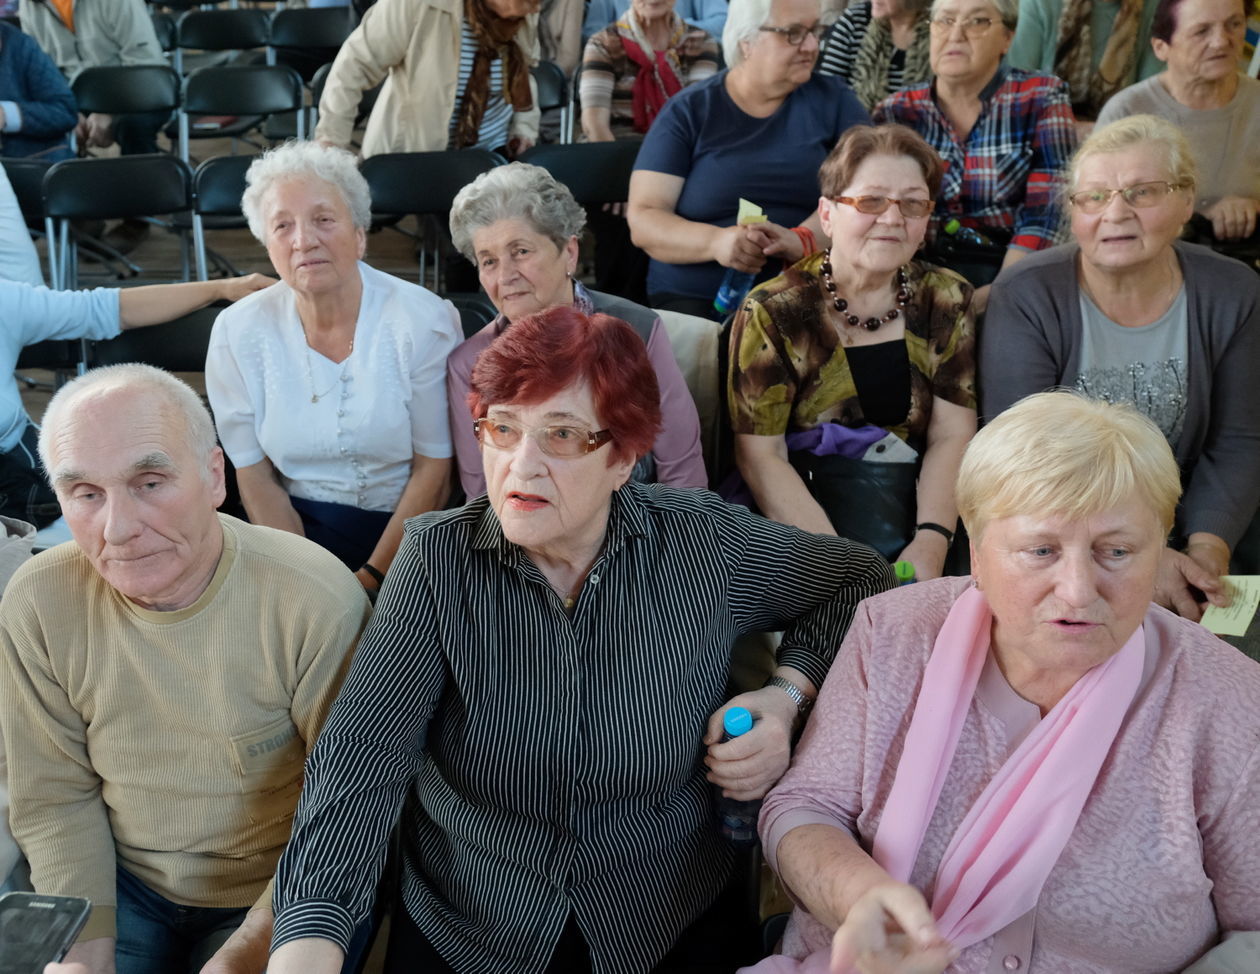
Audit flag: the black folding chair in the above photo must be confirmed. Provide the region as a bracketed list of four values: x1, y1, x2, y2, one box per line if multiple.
[531, 59, 571, 144]
[188, 154, 254, 281]
[90, 303, 223, 371]
[360, 149, 504, 289]
[517, 139, 642, 205]
[1, 158, 54, 283]
[444, 291, 499, 339]
[43, 153, 194, 288]
[173, 8, 272, 75]
[177, 64, 305, 162]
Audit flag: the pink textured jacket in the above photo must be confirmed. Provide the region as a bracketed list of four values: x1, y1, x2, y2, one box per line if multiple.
[762, 577, 1260, 973]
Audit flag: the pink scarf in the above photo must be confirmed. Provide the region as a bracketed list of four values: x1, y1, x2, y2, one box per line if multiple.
[744, 585, 1145, 974]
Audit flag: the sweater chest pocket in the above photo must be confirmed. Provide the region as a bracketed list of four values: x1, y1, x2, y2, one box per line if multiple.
[229, 715, 306, 825]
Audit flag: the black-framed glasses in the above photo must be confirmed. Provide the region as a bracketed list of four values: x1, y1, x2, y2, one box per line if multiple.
[473, 418, 613, 458]
[758, 22, 826, 46]
[832, 195, 935, 219]
[929, 13, 997, 36]
[1067, 181, 1186, 214]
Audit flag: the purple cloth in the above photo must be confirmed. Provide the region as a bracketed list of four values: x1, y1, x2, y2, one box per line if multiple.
[784, 423, 887, 458]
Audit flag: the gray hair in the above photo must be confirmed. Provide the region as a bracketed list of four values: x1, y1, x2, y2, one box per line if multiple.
[241, 140, 373, 243]
[39, 365, 219, 480]
[449, 162, 586, 262]
[1067, 113, 1198, 195]
[723, 0, 779, 67]
[929, 0, 1017, 31]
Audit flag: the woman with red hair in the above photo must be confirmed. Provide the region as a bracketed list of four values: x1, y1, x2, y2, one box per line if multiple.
[266, 306, 892, 974]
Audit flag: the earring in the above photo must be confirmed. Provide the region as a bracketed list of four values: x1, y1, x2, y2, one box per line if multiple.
[971, 577, 982, 591]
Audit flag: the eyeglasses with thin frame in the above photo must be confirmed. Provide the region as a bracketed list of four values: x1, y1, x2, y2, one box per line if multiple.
[928, 13, 997, 36]
[758, 22, 826, 46]
[831, 195, 935, 219]
[473, 417, 613, 458]
[1067, 181, 1186, 214]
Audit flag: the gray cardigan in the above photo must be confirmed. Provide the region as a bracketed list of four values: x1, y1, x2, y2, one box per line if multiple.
[981, 241, 1260, 548]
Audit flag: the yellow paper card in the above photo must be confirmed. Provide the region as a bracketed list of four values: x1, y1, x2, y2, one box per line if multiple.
[1200, 575, 1260, 637]
[735, 198, 768, 226]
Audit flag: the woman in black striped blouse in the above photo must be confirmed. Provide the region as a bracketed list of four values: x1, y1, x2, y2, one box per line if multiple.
[266, 307, 893, 974]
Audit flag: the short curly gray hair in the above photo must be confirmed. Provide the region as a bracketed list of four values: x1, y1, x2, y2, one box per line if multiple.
[449, 162, 586, 262]
[240, 140, 372, 243]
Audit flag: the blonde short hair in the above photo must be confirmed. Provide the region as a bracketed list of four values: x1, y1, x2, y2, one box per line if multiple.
[957, 392, 1181, 541]
[1067, 114, 1198, 196]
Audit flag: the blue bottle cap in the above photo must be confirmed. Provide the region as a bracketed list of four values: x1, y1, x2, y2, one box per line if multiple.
[723, 706, 754, 738]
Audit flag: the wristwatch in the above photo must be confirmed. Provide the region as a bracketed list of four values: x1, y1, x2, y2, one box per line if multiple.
[765, 676, 813, 719]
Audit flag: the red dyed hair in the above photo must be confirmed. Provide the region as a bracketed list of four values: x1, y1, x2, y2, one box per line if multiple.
[468, 307, 662, 466]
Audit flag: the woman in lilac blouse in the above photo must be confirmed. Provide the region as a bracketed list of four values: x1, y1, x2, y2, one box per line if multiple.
[747, 391, 1260, 974]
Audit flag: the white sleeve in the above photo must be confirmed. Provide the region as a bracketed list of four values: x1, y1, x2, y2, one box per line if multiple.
[205, 306, 267, 469]
[409, 298, 462, 459]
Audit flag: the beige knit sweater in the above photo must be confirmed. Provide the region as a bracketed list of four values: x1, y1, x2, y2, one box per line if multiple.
[0, 515, 369, 940]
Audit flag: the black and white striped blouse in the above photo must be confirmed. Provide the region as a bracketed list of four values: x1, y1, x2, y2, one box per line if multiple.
[272, 482, 893, 972]
[817, 0, 906, 89]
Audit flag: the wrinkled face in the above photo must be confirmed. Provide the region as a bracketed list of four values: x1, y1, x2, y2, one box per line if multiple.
[473, 218, 578, 323]
[263, 175, 366, 299]
[928, 1, 1012, 85]
[631, 0, 675, 21]
[1152, 0, 1247, 87]
[971, 500, 1163, 700]
[1070, 144, 1194, 273]
[742, 0, 823, 88]
[820, 153, 932, 276]
[48, 388, 227, 611]
[481, 384, 635, 560]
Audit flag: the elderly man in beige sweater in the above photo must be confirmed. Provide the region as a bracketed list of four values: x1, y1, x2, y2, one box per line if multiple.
[0, 365, 370, 974]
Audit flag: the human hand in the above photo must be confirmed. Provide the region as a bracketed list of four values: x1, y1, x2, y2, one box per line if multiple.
[506, 135, 534, 159]
[62, 936, 116, 974]
[1154, 545, 1228, 622]
[220, 273, 276, 303]
[83, 113, 116, 149]
[894, 531, 948, 582]
[703, 684, 800, 800]
[198, 906, 273, 974]
[1200, 196, 1260, 241]
[830, 883, 957, 974]
[713, 224, 768, 274]
[750, 221, 804, 263]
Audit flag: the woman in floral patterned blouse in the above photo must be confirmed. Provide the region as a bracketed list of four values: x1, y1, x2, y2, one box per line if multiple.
[728, 123, 976, 579]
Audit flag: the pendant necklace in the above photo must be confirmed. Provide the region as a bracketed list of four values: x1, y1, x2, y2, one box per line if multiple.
[303, 335, 354, 404]
[820, 260, 911, 332]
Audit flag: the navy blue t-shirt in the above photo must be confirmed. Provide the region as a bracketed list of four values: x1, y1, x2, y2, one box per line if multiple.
[634, 71, 869, 301]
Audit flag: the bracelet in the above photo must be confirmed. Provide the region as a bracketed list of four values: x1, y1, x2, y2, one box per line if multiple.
[790, 225, 817, 257]
[765, 675, 813, 718]
[359, 563, 385, 586]
[915, 521, 955, 545]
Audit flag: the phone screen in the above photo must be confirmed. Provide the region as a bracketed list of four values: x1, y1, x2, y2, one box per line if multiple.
[0, 892, 91, 974]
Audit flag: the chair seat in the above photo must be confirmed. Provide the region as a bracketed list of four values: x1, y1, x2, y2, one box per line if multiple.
[165, 114, 266, 141]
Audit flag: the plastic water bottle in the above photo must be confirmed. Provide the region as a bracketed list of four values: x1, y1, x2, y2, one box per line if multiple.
[713, 268, 756, 316]
[894, 560, 916, 585]
[943, 218, 995, 247]
[714, 706, 761, 845]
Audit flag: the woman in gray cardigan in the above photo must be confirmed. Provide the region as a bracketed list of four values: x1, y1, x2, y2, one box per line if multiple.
[981, 114, 1260, 622]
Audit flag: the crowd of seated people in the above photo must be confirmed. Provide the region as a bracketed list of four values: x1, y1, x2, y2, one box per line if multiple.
[1, 0, 1259, 970]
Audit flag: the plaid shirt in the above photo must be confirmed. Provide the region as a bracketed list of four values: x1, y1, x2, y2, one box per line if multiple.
[873, 67, 1077, 252]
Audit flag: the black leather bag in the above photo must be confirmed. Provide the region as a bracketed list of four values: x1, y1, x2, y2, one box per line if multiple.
[789, 451, 919, 562]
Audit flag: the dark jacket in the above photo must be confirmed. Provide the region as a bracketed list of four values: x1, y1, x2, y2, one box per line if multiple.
[0, 21, 76, 161]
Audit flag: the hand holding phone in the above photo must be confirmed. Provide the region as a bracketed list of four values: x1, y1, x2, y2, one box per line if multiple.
[0, 892, 91, 974]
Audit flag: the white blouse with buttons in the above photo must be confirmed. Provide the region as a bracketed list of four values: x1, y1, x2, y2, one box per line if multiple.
[206, 262, 461, 512]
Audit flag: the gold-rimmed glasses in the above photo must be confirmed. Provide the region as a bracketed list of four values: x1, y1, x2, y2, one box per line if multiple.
[1067, 181, 1187, 214]
[832, 195, 935, 219]
[473, 418, 613, 458]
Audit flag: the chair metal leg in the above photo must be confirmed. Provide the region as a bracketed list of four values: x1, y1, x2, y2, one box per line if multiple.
[193, 213, 209, 281]
[45, 217, 59, 289]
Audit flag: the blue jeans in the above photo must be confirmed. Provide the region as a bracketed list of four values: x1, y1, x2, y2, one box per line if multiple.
[115, 867, 250, 974]
[115, 867, 376, 974]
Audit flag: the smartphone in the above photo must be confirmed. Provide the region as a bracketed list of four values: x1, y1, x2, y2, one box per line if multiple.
[0, 892, 91, 974]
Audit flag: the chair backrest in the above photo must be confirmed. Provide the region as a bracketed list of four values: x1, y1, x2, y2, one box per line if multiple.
[90, 303, 222, 372]
[43, 154, 193, 221]
[654, 308, 722, 479]
[0, 158, 51, 222]
[182, 64, 305, 116]
[150, 11, 177, 53]
[70, 64, 181, 115]
[176, 8, 271, 51]
[193, 154, 253, 218]
[517, 139, 642, 205]
[444, 291, 499, 339]
[270, 6, 358, 48]
[531, 59, 567, 113]
[360, 149, 503, 217]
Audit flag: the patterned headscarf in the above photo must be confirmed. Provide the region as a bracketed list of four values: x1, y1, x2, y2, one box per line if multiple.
[1054, 0, 1144, 118]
